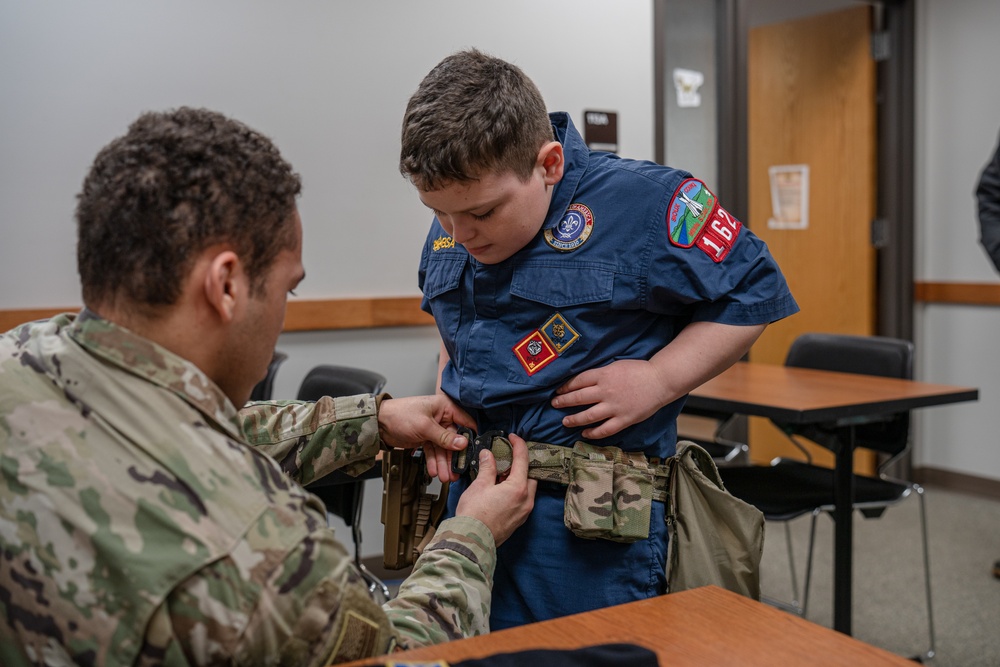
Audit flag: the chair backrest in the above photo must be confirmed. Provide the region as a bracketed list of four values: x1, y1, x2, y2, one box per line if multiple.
[784, 333, 914, 457]
[249, 350, 288, 402]
[296, 365, 387, 402]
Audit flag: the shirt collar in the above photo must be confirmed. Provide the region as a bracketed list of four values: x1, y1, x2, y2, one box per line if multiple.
[69, 308, 243, 438]
[544, 111, 590, 230]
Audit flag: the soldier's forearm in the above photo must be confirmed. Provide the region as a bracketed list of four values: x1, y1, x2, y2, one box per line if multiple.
[238, 394, 381, 485]
[382, 516, 496, 649]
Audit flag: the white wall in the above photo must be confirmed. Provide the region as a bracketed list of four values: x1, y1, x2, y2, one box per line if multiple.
[914, 0, 1000, 480]
[0, 0, 654, 556]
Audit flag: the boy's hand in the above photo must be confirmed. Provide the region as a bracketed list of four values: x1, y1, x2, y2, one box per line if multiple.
[454, 433, 537, 546]
[552, 322, 766, 440]
[551, 359, 673, 439]
[377, 394, 475, 483]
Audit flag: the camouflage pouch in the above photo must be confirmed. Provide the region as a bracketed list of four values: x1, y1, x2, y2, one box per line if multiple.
[564, 442, 616, 540]
[564, 443, 653, 543]
[611, 455, 654, 542]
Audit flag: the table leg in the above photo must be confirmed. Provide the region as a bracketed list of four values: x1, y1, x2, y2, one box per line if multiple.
[832, 425, 855, 635]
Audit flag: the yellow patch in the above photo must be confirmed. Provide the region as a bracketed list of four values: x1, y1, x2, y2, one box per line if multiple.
[433, 236, 455, 251]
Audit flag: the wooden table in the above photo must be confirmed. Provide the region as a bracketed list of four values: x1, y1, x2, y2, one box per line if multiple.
[685, 361, 979, 635]
[341, 586, 915, 666]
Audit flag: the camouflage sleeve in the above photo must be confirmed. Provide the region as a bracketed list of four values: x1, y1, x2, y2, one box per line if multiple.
[238, 394, 381, 485]
[382, 516, 496, 649]
[143, 506, 496, 664]
[142, 492, 398, 665]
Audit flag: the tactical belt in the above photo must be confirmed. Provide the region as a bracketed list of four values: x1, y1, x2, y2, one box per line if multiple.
[451, 430, 671, 503]
[382, 430, 672, 570]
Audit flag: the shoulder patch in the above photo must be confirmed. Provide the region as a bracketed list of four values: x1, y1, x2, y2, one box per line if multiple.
[666, 179, 742, 262]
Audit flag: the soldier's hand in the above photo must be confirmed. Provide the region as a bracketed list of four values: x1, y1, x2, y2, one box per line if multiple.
[377, 395, 474, 483]
[455, 433, 537, 547]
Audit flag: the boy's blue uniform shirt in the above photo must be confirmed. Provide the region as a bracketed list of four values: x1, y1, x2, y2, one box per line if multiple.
[418, 112, 798, 628]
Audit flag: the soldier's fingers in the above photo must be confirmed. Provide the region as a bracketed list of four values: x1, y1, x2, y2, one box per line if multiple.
[472, 449, 497, 485]
[434, 426, 469, 450]
[505, 433, 530, 480]
[433, 446, 456, 483]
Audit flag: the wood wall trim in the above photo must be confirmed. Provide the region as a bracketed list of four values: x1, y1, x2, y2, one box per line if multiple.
[5, 282, 995, 331]
[0, 297, 433, 334]
[914, 281, 1000, 306]
[913, 466, 1000, 501]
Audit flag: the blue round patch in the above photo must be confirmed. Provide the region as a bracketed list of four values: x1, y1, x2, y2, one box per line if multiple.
[544, 203, 594, 252]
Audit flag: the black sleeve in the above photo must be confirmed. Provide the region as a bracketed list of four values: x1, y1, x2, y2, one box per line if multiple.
[976, 131, 1000, 273]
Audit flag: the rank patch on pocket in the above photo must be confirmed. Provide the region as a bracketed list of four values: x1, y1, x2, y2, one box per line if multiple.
[540, 312, 580, 354]
[513, 330, 557, 375]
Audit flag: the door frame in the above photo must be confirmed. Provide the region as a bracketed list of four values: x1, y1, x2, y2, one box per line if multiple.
[653, 0, 915, 339]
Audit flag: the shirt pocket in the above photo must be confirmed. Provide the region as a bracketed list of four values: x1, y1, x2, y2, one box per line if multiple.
[422, 254, 468, 339]
[506, 264, 615, 385]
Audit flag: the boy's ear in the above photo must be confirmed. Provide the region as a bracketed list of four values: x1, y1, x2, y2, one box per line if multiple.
[537, 141, 564, 185]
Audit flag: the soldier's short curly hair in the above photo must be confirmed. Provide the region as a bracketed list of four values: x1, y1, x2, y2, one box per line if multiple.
[399, 49, 553, 191]
[76, 107, 302, 309]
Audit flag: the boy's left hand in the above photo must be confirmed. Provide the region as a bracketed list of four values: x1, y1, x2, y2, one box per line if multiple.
[551, 359, 672, 439]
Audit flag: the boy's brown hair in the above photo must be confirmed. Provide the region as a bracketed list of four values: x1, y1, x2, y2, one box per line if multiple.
[400, 49, 553, 191]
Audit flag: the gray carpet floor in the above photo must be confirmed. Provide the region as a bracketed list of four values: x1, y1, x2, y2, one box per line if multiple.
[758, 485, 1000, 665]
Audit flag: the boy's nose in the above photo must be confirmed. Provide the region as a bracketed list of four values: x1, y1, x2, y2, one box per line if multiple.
[451, 221, 475, 243]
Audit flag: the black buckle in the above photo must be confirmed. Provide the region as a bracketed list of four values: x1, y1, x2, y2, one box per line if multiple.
[451, 429, 508, 479]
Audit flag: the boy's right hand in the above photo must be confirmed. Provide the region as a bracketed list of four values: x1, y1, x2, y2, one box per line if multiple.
[454, 433, 537, 547]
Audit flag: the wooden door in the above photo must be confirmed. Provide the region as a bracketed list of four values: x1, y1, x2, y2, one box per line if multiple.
[747, 6, 877, 470]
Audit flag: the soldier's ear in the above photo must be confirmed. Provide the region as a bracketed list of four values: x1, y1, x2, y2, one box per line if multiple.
[203, 249, 243, 323]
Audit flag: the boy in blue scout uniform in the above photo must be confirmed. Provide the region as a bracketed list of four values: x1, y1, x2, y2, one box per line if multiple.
[400, 49, 799, 629]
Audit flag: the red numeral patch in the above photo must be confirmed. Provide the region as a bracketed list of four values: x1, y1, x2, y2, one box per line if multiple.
[696, 206, 742, 262]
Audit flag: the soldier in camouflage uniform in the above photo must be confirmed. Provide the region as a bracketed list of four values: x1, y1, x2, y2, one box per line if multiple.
[0, 107, 537, 666]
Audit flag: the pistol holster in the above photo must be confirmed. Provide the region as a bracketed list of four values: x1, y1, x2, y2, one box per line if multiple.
[380, 448, 450, 570]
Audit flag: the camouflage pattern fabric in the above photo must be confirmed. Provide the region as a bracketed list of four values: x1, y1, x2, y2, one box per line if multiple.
[486, 439, 666, 544]
[0, 311, 495, 666]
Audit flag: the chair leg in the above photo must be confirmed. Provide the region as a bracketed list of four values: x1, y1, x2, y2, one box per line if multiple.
[762, 519, 810, 616]
[799, 491, 935, 662]
[351, 483, 391, 603]
[914, 484, 936, 663]
[783, 522, 801, 611]
[799, 508, 820, 618]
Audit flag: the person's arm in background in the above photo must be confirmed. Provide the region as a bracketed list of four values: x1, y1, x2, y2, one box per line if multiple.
[976, 132, 1000, 272]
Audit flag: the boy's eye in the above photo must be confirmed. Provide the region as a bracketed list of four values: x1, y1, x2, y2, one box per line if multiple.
[289, 290, 298, 297]
[473, 210, 494, 221]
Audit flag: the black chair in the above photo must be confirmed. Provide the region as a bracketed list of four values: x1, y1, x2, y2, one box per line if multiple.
[249, 350, 288, 401]
[677, 405, 750, 467]
[717, 333, 934, 661]
[297, 365, 390, 601]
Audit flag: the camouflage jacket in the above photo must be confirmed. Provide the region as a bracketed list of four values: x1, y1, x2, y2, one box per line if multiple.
[0, 311, 495, 666]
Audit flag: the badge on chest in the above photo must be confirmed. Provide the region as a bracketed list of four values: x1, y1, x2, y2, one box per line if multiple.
[544, 203, 594, 252]
[513, 312, 581, 376]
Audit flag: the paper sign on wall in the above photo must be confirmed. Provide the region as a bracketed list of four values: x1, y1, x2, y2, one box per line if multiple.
[673, 68, 704, 108]
[767, 164, 809, 230]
